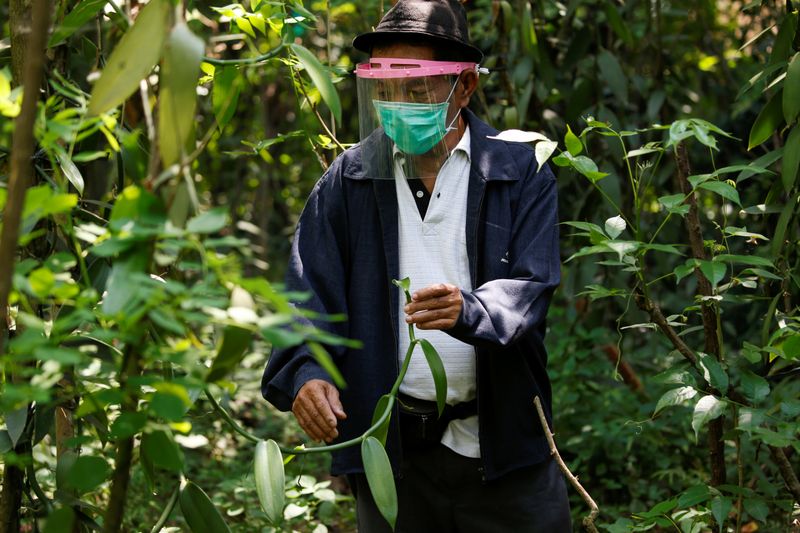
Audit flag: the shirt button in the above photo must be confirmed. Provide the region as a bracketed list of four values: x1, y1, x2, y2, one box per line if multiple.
[416, 190, 424, 198]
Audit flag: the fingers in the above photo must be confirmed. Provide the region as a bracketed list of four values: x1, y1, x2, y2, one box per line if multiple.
[292, 380, 346, 443]
[404, 284, 462, 330]
[410, 283, 452, 302]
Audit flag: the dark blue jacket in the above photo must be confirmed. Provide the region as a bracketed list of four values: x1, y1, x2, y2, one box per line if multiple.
[261, 110, 561, 481]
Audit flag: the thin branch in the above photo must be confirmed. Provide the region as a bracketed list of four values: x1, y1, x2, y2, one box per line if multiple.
[202, 42, 285, 66]
[768, 445, 800, 504]
[533, 396, 600, 533]
[634, 291, 698, 365]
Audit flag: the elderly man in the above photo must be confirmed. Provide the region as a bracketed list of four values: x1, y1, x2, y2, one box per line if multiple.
[262, 1, 570, 530]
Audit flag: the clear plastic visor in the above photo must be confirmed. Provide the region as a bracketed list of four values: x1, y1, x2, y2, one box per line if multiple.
[356, 69, 463, 180]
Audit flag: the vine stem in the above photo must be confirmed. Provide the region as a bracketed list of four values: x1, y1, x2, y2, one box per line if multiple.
[202, 42, 285, 66]
[149, 484, 180, 533]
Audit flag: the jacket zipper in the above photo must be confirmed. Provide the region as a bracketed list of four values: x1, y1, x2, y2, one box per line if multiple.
[472, 179, 487, 483]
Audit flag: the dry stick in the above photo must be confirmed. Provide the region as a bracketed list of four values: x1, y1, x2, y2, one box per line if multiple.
[533, 396, 600, 533]
[0, 1, 51, 532]
[674, 143, 726, 487]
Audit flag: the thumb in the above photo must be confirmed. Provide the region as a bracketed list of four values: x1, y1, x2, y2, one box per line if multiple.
[324, 384, 347, 419]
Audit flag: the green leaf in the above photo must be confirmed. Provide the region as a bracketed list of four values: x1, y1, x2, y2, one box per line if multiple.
[109, 412, 147, 439]
[142, 429, 184, 473]
[159, 21, 205, 167]
[49, 0, 108, 47]
[87, 0, 172, 116]
[604, 215, 626, 239]
[417, 339, 448, 417]
[737, 148, 784, 182]
[361, 437, 397, 530]
[150, 391, 187, 421]
[186, 207, 228, 234]
[769, 12, 799, 67]
[597, 48, 628, 102]
[740, 370, 770, 403]
[565, 125, 582, 156]
[698, 353, 728, 394]
[748, 90, 784, 150]
[770, 199, 795, 257]
[6, 406, 28, 447]
[743, 499, 769, 523]
[206, 325, 254, 382]
[369, 394, 394, 446]
[213, 67, 242, 130]
[261, 327, 305, 348]
[677, 484, 711, 507]
[289, 43, 342, 125]
[101, 250, 149, 315]
[710, 496, 733, 529]
[654, 386, 697, 416]
[254, 440, 285, 525]
[42, 507, 76, 533]
[180, 480, 232, 533]
[698, 181, 740, 206]
[55, 149, 85, 195]
[66, 455, 110, 493]
[713, 254, 773, 268]
[307, 341, 346, 389]
[781, 126, 800, 192]
[698, 260, 726, 288]
[28, 267, 55, 298]
[392, 277, 412, 303]
[691, 395, 726, 441]
[534, 140, 558, 172]
[784, 53, 800, 124]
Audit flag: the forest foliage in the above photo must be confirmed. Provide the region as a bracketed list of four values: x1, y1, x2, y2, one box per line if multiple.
[0, 0, 799, 532]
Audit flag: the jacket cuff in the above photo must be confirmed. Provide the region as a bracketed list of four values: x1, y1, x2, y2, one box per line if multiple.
[447, 289, 476, 339]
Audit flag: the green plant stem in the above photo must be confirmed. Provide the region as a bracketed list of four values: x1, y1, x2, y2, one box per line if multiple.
[149, 484, 180, 533]
[202, 42, 285, 66]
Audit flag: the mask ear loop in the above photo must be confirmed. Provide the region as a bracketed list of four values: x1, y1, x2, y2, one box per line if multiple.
[442, 76, 463, 135]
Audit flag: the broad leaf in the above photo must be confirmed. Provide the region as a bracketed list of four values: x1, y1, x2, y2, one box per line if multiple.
[654, 386, 697, 416]
[290, 43, 342, 125]
[698, 181, 740, 206]
[698, 352, 728, 393]
[206, 325, 254, 382]
[781, 126, 800, 192]
[213, 66, 242, 130]
[740, 370, 770, 403]
[87, 0, 172, 116]
[713, 254, 773, 268]
[42, 507, 76, 533]
[711, 497, 733, 529]
[604, 215, 626, 239]
[65, 455, 110, 493]
[369, 394, 394, 446]
[698, 260, 726, 288]
[417, 338, 447, 417]
[534, 140, 558, 172]
[361, 437, 397, 530]
[49, 0, 108, 47]
[565, 126, 583, 156]
[254, 440, 285, 525]
[784, 53, 800, 124]
[691, 395, 726, 441]
[597, 48, 628, 102]
[187, 207, 228, 234]
[748, 90, 783, 150]
[180, 480, 232, 533]
[159, 22, 205, 167]
[142, 429, 184, 473]
[101, 249, 149, 315]
[677, 484, 711, 508]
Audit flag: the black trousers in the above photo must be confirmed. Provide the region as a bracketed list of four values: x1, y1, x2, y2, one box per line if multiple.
[348, 444, 572, 532]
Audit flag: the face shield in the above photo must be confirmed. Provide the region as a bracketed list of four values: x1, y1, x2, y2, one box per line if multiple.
[355, 58, 479, 180]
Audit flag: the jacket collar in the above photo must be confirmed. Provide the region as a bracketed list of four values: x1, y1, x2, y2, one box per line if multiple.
[344, 108, 522, 182]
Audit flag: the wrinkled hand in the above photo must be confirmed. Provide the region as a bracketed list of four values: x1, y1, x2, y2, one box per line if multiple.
[404, 283, 463, 330]
[292, 379, 347, 443]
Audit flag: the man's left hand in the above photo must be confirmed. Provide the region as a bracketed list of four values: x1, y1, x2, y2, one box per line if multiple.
[404, 283, 462, 330]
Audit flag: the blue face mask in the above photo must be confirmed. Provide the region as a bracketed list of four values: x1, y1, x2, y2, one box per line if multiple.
[372, 80, 460, 155]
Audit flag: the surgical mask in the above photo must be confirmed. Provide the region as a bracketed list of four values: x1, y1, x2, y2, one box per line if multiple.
[372, 79, 460, 155]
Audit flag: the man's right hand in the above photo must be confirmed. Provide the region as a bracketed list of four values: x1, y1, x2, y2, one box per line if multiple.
[292, 379, 347, 443]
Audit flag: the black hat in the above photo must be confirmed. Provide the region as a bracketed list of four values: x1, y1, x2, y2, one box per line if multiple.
[353, 0, 483, 63]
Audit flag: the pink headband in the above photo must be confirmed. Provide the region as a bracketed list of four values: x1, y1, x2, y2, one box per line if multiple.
[356, 57, 478, 79]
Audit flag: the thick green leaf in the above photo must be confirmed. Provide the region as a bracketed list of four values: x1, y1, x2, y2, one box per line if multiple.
[254, 439, 285, 525]
[109, 412, 147, 439]
[698, 260, 726, 289]
[698, 353, 728, 393]
[597, 48, 628, 102]
[654, 386, 697, 416]
[770, 198, 794, 257]
[712, 254, 773, 268]
[361, 437, 397, 530]
[677, 484, 711, 507]
[698, 181, 740, 206]
[159, 22, 204, 167]
[769, 12, 798, 67]
[66, 455, 110, 493]
[213, 66, 242, 130]
[743, 499, 769, 523]
[55, 149, 85, 195]
[101, 249, 149, 315]
[49, 0, 108, 47]
[180, 480, 232, 533]
[740, 370, 770, 403]
[565, 125, 582, 156]
[42, 507, 76, 533]
[737, 148, 784, 182]
[142, 429, 184, 473]
[87, 0, 172, 116]
[748, 90, 783, 150]
[691, 395, 726, 441]
[289, 43, 342, 125]
[417, 338, 447, 417]
[781, 126, 800, 192]
[784, 53, 800, 124]
[369, 394, 394, 446]
[187, 207, 228, 234]
[206, 325, 253, 382]
[710, 496, 733, 529]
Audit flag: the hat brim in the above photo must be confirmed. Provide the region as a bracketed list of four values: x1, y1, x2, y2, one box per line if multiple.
[353, 30, 483, 63]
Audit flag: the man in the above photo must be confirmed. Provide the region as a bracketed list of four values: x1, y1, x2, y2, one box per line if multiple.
[262, 1, 570, 530]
